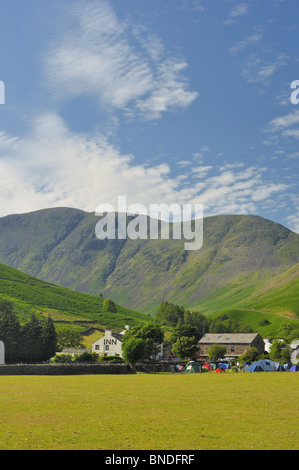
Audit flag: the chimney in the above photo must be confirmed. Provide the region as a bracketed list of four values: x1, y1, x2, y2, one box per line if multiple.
[105, 327, 112, 336]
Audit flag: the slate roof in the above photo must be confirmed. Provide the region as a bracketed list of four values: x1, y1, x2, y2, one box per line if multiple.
[112, 333, 124, 342]
[198, 333, 260, 345]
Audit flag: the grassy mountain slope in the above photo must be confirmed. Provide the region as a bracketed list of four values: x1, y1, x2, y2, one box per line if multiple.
[0, 208, 298, 322]
[0, 263, 147, 330]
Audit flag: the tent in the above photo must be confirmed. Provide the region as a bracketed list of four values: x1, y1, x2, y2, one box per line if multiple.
[203, 363, 213, 371]
[165, 364, 176, 373]
[247, 359, 282, 372]
[217, 363, 230, 369]
[176, 364, 184, 372]
[289, 365, 299, 371]
[240, 361, 251, 371]
[183, 361, 200, 373]
[283, 363, 293, 371]
[215, 367, 225, 373]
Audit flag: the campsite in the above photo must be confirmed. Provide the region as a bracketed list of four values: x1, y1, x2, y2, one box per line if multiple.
[160, 358, 299, 374]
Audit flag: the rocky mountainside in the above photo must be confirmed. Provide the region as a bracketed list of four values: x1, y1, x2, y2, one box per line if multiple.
[0, 207, 298, 316]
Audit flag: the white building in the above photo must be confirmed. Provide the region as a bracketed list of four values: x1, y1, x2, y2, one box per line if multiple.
[92, 325, 130, 358]
[263, 338, 272, 354]
[0, 340, 4, 365]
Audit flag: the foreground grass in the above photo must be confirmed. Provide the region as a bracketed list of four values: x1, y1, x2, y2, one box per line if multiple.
[0, 373, 298, 450]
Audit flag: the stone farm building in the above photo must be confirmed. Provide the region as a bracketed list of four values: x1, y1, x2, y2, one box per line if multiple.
[197, 333, 264, 360]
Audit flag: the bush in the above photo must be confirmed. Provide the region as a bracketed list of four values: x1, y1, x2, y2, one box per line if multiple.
[97, 355, 123, 362]
[238, 347, 259, 364]
[74, 352, 97, 362]
[103, 298, 117, 313]
[52, 354, 73, 363]
[207, 344, 227, 360]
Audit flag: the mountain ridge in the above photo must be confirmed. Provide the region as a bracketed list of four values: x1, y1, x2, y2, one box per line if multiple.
[0, 207, 298, 317]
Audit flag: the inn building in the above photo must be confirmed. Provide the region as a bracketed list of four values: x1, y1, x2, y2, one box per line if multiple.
[92, 325, 130, 358]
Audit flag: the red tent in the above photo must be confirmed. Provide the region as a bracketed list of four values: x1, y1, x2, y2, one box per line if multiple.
[215, 368, 225, 373]
[203, 364, 213, 371]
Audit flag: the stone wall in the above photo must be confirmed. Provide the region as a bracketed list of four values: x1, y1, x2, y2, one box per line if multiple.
[0, 363, 132, 375]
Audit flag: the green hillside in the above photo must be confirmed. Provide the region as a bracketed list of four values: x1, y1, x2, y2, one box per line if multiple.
[0, 263, 148, 331]
[0, 208, 299, 324]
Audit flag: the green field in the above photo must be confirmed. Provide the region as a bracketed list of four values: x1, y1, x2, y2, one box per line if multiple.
[0, 373, 298, 450]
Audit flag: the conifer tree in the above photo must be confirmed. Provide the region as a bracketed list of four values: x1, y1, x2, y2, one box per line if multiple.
[41, 316, 57, 360]
[0, 301, 22, 362]
[21, 314, 43, 362]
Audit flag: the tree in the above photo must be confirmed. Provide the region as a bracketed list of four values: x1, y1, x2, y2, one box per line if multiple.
[0, 301, 22, 362]
[56, 325, 86, 350]
[41, 316, 57, 361]
[172, 336, 197, 360]
[103, 298, 117, 313]
[21, 314, 43, 362]
[0, 304, 57, 363]
[122, 321, 164, 359]
[238, 347, 259, 364]
[269, 340, 291, 363]
[122, 337, 146, 369]
[183, 310, 209, 337]
[277, 323, 297, 343]
[207, 343, 227, 360]
[155, 301, 184, 327]
[170, 324, 201, 345]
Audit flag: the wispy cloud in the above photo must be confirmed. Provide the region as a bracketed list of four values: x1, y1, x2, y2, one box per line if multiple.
[240, 53, 289, 86]
[180, 0, 207, 12]
[229, 33, 263, 55]
[224, 3, 249, 25]
[44, 1, 198, 121]
[266, 110, 299, 140]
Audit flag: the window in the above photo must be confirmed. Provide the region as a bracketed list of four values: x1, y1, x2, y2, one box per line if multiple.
[105, 345, 109, 351]
[95, 345, 99, 350]
[230, 346, 235, 352]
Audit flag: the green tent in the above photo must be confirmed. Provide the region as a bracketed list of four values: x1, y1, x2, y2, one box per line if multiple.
[183, 361, 200, 373]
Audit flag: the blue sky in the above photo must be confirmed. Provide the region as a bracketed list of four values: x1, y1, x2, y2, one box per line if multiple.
[0, 0, 298, 232]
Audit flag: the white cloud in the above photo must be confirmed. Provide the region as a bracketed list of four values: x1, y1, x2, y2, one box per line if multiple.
[268, 110, 299, 132]
[240, 53, 288, 86]
[224, 3, 249, 25]
[229, 33, 263, 55]
[265, 110, 299, 142]
[0, 113, 291, 224]
[44, 1, 198, 120]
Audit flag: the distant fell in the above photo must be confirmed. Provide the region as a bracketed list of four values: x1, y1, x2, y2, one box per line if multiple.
[0, 207, 298, 318]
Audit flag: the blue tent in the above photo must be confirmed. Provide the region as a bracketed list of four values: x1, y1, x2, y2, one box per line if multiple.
[217, 363, 230, 369]
[289, 365, 299, 372]
[247, 359, 282, 372]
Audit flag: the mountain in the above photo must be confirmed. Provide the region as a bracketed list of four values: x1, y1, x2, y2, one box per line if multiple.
[0, 207, 299, 321]
[0, 262, 147, 333]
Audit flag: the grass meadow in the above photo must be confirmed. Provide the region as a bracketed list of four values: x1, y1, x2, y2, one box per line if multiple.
[0, 372, 298, 450]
